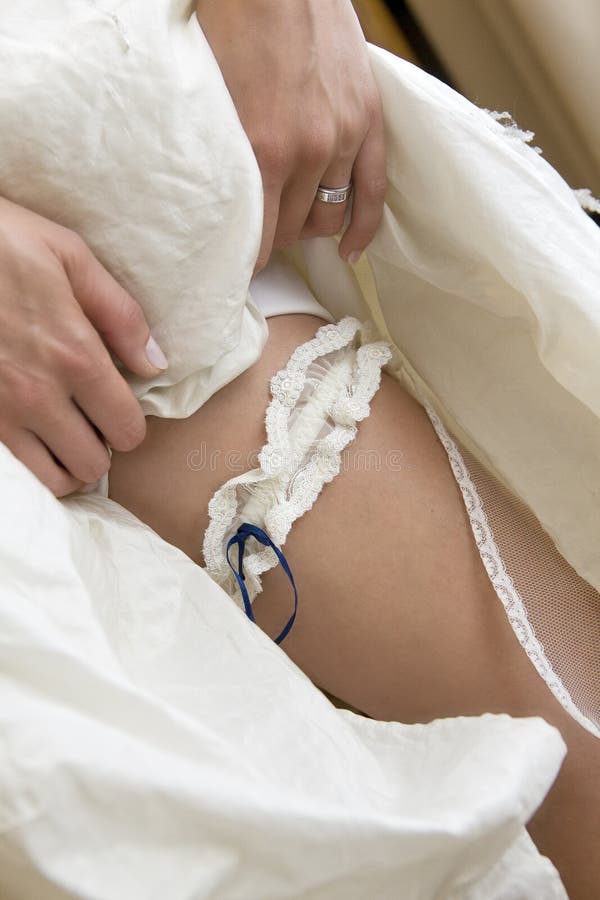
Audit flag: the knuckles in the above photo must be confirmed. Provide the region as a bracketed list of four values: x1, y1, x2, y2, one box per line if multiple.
[253, 118, 345, 181]
[109, 413, 146, 453]
[55, 227, 89, 269]
[248, 94, 384, 264]
[336, 113, 365, 160]
[4, 366, 54, 414]
[54, 334, 111, 384]
[254, 136, 290, 182]
[299, 123, 337, 171]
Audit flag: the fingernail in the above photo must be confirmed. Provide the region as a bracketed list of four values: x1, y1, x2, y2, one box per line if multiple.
[347, 250, 363, 266]
[145, 335, 168, 370]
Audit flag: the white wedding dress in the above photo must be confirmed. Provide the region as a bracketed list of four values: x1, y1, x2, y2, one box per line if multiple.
[1, 2, 599, 897]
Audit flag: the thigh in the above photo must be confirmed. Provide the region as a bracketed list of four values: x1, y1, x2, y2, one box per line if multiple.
[253, 363, 553, 723]
[108, 314, 327, 566]
[109, 313, 591, 731]
[109, 313, 599, 899]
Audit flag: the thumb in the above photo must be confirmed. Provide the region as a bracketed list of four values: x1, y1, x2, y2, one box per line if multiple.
[62, 236, 168, 377]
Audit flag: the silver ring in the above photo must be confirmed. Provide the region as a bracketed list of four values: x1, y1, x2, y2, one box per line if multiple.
[315, 183, 353, 204]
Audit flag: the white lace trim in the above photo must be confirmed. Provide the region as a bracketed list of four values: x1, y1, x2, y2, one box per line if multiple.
[203, 317, 391, 603]
[422, 398, 600, 738]
[573, 187, 600, 214]
[485, 109, 543, 154]
[485, 109, 600, 216]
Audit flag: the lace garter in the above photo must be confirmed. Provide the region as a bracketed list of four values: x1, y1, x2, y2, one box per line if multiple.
[203, 317, 391, 607]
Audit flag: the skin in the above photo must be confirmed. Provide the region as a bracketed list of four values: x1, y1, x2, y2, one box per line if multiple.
[1, 2, 383, 491]
[195, 0, 387, 270]
[110, 314, 600, 900]
[3, 4, 596, 891]
[0, 199, 166, 496]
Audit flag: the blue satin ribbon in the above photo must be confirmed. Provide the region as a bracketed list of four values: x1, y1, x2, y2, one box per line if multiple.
[226, 523, 298, 645]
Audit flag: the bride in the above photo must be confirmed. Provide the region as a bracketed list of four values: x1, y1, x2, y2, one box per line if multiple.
[0, 2, 598, 897]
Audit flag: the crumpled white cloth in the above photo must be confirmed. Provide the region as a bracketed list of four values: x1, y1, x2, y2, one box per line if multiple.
[0, 0, 267, 416]
[1, 0, 596, 895]
[303, 44, 600, 598]
[2, 1, 598, 597]
[0, 446, 566, 899]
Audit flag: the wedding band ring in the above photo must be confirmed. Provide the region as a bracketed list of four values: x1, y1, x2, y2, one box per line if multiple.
[315, 183, 353, 204]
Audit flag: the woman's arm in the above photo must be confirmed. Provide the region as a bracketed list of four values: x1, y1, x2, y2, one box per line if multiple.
[195, 0, 386, 271]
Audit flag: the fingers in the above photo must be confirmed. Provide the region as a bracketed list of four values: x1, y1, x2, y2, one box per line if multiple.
[251, 97, 385, 269]
[1, 292, 147, 489]
[65, 327, 148, 453]
[300, 163, 353, 242]
[254, 173, 282, 273]
[277, 112, 386, 260]
[58, 233, 168, 377]
[0, 202, 153, 496]
[274, 172, 321, 250]
[255, 123, 353, 268]
[197, 0, 386, 269]
[1, 428, 83, 497]
[31, 399, 111, 485]
[338, 109, 387, 263]
[46, 236, 151, 458]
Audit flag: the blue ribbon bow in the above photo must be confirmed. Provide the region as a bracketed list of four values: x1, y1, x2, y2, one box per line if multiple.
[226, 523, 298, 645]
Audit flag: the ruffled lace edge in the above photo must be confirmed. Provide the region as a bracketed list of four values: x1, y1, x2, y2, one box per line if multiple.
[203, 316, 391, 601]
[485, 109, 600, 214]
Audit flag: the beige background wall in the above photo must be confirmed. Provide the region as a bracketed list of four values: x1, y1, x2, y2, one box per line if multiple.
[405, 0, 600, 195]
[353, 0, 600, 196]
[352, 0, 419, 63]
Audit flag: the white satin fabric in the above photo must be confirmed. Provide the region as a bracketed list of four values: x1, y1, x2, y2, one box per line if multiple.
[250, 254, 334, 322]
[0, 445, 567, 899]
[2, 1, 599, 896]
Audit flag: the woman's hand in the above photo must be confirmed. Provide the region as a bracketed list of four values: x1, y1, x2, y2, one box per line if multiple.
[195, 0, 386, 271]
[0, 199, 167, 496]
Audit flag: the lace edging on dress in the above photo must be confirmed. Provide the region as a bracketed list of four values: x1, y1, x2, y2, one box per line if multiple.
[422, 398, 600, 738]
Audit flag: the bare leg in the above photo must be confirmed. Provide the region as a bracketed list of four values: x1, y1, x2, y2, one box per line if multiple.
[110, 314, 600, 899]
